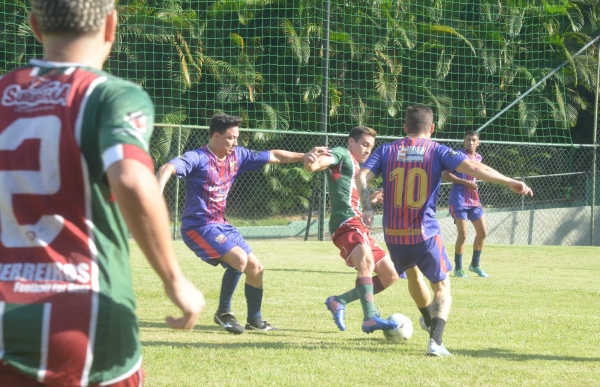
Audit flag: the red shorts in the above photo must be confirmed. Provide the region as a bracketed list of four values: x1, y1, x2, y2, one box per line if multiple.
[332, 217, 388, 267]
[0, 362, 144, 387]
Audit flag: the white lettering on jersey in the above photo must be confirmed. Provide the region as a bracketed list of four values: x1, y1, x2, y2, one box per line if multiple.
[1, 81, 71, 108]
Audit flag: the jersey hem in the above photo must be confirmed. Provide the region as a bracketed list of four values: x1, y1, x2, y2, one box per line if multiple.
[98, 356, 142, 386]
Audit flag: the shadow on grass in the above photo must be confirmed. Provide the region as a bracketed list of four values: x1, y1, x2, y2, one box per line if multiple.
[268, 268, 353, 275]
[453, 348, 600, 362]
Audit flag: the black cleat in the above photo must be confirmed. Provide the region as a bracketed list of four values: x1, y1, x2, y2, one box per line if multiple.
[214, 312, 245, 334]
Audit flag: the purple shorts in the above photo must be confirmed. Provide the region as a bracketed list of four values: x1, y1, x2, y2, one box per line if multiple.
[450, 205, 484, 222]
[386, 234, 452, 284]
[181, 223, 252, 266]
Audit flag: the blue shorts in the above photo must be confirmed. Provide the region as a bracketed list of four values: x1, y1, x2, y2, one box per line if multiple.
[386, 234, 452, 284]
[450, 205, 484, 222]
[181, 223, 252, 267]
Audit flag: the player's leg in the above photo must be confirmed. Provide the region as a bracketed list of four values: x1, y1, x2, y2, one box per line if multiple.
[182, 226, 246, 334]
[372, 254, 400, 293]
[404, 266, 432, 333]
[412, 235, 453, 356]
[453, 212, 469, 278]
[468, 208, 489, 277]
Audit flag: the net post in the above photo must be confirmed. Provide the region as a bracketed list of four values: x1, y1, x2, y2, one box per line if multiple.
[591, 39, 600, 246]
[318, 0, 331, 242]
[173, 125, 182, 240]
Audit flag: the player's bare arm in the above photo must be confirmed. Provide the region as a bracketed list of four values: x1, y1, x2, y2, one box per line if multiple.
[442, 170, 478, 190]
[156, 162, 177, 194]
[357, 168, 377, 227]
[107, 158, 205, 329]
[455, 159, 533, 196]
[303, 151, 334, 172]
[370, 188, 384, 203]
[269, 146, 328, 164]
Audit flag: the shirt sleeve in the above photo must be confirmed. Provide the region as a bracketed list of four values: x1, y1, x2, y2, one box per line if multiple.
[326, 147, 344, 169]
[361, 145, 384, 176]
[437, 144, 468, 172]
[97, 80, 155, 172]
[237, 147, 271, 173]
[169, 150, 203, 178]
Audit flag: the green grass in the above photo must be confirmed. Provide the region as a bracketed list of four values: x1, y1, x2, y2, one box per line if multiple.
[131, 242, 600, 387]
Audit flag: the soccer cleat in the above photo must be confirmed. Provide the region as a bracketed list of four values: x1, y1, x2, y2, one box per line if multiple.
[419, 316, 431, 334]
[214, 312, 245, 335]
[468, 265, 489, 278]
[325, 296, 346, 331]
[361, 315, 398, 334]
[427, 338, 452, 357]
[245, 320, 278, 331]
[454, 269, 468, 278]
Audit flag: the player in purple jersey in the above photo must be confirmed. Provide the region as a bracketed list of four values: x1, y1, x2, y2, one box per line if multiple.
[157, 114, 322, 334]
[357, 105, 532, 356]
[442, 131, 489, 278]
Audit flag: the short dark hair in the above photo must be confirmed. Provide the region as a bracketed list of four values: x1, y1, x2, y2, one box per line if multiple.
[209, 114, 243, 137]
[30, 0, 114, 34]
[348, 126, 377, 143]
[405, 105, 434, 134]
[465, 130, 479, 139]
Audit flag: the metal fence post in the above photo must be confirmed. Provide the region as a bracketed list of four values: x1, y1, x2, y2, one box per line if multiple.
[318, 0, 331, 241]
[591, 39, 600, 245]
[173, 125, 181, 240]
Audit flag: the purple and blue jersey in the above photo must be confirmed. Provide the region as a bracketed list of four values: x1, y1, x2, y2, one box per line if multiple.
[362, 137, 467, 245]
[169, 146, 270, 229]
[448, 149, 482, 209]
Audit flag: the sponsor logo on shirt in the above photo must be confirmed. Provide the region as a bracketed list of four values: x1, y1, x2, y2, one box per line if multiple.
[1, 81, 71, 108]
[124, 111, 148, 133]
[397, 146, 426, 162]
[450, 150, 458, 157]
[215, 234, 227, 244]
[0, 262, 92, 294]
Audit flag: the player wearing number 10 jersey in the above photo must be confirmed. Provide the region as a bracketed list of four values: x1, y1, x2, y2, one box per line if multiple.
[0, 1, 204, 386]
[358, 105, 533, 356]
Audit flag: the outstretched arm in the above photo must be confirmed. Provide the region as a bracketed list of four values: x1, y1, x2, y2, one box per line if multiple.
[304, 152, 334, 172]
[156, 162, 176, 194]
[455, 159, 533, 196]
[357, 168, 378, 227]
[107, 159, 205, 329]
[442, 170, 478, 191]
[269, 146, 329, 165]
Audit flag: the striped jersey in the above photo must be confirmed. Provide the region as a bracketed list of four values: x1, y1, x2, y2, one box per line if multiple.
[326, 147, 361, 235]
[0, 59, 154, 386]
[362, 137, 467, 244]
[169, 146, 270, 229]
[447, 149, 482, 208]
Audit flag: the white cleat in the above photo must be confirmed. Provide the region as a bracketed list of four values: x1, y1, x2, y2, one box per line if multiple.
[427, 338, 452, 357]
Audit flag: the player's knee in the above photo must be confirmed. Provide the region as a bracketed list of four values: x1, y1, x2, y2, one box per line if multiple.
[456, 234, 467, 244]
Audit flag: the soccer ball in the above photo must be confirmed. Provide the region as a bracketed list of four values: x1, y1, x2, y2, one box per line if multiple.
[383, 313, 413, 342]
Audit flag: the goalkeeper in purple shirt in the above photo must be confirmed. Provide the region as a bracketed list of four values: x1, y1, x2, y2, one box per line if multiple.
[357, 105, 533, 356]
[157, 114, 322, 334]
[442, 131, 489, 278]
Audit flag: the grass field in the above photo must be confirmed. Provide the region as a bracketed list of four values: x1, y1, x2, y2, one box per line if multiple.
[131, 241, 600, 386]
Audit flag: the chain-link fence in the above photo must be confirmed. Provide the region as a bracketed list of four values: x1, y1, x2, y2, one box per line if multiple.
[154, 125, 599, 246]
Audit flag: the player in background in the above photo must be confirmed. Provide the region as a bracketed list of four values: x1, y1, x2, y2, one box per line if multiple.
[304, 126, 418, 334]
[357, 105, 532, 356]
[157, 114, 323, 334]
[0, 1, 205, 386]
[442, 131, 489, 278]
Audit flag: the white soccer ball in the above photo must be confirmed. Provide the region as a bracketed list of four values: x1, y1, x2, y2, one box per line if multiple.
[383, 313, 413, 342]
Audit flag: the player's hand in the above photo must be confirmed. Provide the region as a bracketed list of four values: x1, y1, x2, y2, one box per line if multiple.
[509, 180, 533, 197]
[370, 189, 384, 203]
[465, 181, 478, 191]
[362, 210, 374, 228]
[303, 146, 329, 166]
[164, 277, 205, 329]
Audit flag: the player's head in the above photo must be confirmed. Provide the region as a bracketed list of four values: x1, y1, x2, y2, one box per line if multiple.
[347, 126, 376, 162]
[404, 105, 435, 136]
[463, 130, 480, 153]
[208, 114, 242, 156]
[29, 0, 117, 66]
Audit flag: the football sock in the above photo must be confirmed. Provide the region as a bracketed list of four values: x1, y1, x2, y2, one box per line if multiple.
[471, 250, 482, 267]
[373, 276, 385, 294]
[245, 283, 263, 324]
[418, 304, 433, 327]
[217, 266, 242, 314]
[454, 253, 463, 270]
[430, 318, 446, 346]
[356, 277, 377, 319]
[335, 289, 359, 305]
